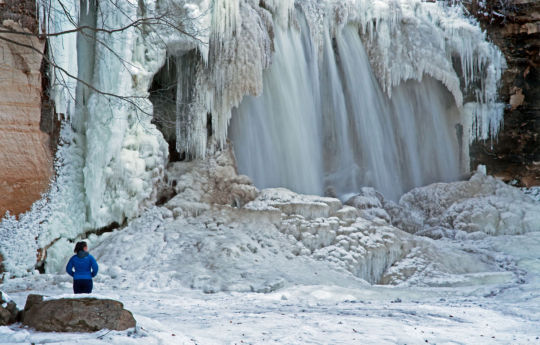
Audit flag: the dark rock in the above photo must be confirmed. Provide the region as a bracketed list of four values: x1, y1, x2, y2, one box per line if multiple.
[0, 0, 38, 33]
[22, 295, 136, 332]
[469, 0, 540, 187]
[0, 290, 20, 326]
[0, 253, 4, 282]
[23, 294, 43, 313]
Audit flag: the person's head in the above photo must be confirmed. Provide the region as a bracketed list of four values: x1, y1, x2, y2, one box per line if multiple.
[74, 241, 88, 253]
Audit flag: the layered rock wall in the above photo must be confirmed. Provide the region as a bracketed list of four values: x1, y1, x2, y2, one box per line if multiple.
[0, 1, 52, 217]
[470, 0, 540, 186]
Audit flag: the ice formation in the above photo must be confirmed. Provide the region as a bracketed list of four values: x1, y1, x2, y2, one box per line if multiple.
[228, 1, 505, 199]
[45, 150, 412, 289]
[38, 150, 539, 293]
[164, 0, 506, 162]
[0, 0, 169, 275]
[0, 0, 508, 279]
[386, 170, 540, 236]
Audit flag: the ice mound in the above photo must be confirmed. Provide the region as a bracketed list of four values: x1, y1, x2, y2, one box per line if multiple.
[38, 151, 535, 291]
[85, 207, 370, 293]
[41, 150, 415, 290]
[163, 147, 259, 217]
[387, 171, 540, 236]
[246, 188, 411, 284]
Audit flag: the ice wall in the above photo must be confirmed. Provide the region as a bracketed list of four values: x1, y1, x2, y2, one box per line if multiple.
[0, 0, 172, 275]
[42, 0, 169, 231]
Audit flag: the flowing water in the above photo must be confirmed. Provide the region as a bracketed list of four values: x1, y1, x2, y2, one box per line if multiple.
[230, 23, 462, 200]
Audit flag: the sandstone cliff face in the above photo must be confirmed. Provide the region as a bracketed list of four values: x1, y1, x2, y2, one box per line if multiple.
[0, 16, 52, 217]
[470, 0, 540, 187]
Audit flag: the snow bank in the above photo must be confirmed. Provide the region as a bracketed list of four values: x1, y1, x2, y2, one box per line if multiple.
[387, 171, 540, 236]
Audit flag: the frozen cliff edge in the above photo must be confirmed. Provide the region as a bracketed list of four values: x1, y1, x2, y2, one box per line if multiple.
[173, 0, 506, 158]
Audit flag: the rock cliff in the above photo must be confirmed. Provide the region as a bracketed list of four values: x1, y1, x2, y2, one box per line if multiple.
[0, 1, 52, 217]
[470, 0, 540, 186]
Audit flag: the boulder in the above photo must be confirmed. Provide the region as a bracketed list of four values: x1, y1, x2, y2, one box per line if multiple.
[22, 294, 136, 332]
[0, 290, 19, 325]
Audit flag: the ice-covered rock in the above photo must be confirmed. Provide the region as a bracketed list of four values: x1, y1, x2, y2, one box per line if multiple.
[164, 148, 259, 217]
[387, 171, 540, 236]
[0, 290, 19, 326]
[345, 187, 391, 223]
[246, 188, 343, 219]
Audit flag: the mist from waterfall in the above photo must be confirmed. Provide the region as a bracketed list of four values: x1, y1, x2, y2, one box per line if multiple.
[230, 22, 461, 201]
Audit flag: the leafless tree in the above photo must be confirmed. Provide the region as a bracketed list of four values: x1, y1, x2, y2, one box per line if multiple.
[0, 0, 207, 118]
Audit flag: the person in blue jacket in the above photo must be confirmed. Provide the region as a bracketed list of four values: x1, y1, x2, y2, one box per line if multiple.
[66, 241, 98, 294]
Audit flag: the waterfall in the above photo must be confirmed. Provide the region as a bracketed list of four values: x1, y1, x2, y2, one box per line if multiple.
[230, 22, 461, 200]
[0, 0, 505, 276]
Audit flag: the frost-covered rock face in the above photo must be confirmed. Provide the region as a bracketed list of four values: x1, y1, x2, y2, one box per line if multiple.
[163, 148, 259, 216]
[387, 171, 540, 236]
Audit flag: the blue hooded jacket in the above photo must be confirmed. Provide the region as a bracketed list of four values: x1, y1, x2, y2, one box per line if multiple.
[66, 251, 98, 280]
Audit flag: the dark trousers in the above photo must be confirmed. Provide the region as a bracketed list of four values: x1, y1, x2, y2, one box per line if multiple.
[73, 279, 93, 294]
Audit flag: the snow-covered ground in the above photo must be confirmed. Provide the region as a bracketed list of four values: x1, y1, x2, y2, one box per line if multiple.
[2, 229, 540, 345]
[1, 171, 540, 344]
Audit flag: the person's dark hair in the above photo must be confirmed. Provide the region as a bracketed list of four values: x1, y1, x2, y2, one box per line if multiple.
[74, 241, 87, 253]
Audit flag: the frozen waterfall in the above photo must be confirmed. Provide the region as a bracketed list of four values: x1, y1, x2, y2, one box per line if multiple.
[230, 22, 462, 200]
[0, 0, 506, 276]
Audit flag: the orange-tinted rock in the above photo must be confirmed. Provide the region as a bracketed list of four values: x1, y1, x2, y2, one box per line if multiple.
[0, 20, 52, 217]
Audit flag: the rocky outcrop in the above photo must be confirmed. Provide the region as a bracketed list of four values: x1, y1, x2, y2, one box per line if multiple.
[0, 0, 39, 33]
[22, 294, 136, 332]
[469, 0, 540, 186]
[0, 13, 52, 217]
[163, 147, 259, 217]
[0, 290, 20, 325]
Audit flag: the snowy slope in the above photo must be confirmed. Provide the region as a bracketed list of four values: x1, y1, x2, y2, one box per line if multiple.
[2, 230, 540, 344]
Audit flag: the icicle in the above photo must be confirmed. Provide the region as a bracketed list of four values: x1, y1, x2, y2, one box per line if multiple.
[172, 0, 505, 160]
